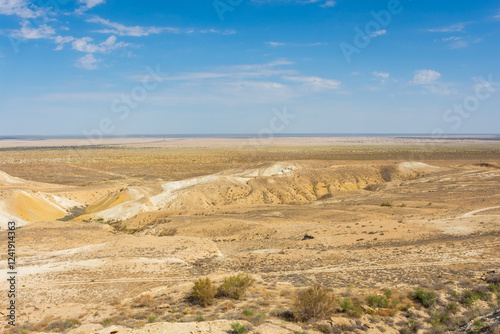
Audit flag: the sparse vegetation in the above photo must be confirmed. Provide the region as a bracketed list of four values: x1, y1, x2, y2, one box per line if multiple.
[411, 288, 436, 308]
[294, 285, 336, 322]
[230, 322, 247, 334]
[461, 287, 490, 306]
[134, 294, 158, 309]
[191, 278, 217, 306]
[366, 294, 390, 308]
[217, 273, 254, 300]
[340, 297, 364, 317]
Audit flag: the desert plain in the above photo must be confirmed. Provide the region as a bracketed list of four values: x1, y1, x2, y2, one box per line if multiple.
[0, 136, 499, 334]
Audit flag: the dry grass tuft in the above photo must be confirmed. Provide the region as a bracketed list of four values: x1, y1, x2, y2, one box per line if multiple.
[294, 285, 336, 322]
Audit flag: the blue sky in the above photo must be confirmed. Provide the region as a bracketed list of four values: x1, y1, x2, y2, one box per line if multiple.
[0, 0, 499, 136]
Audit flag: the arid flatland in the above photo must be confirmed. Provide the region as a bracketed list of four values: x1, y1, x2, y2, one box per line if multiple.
[0, 137, 499, 334]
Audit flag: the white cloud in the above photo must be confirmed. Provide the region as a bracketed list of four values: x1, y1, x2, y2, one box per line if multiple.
[87, 16, 235, 37]
[428, 23, 466, 33]
[409, 70, 457, 95]
[266, 41, 286, 47]
[162, 60, 297, 82]
[320, 1, 336, 7]
[54, 35, 75, 50]
[0, 0, 41, 18]
[370, 29, 386, 37]
[410, 70, 441, 85]
[283, 76, 341, 90]
[200, 28, 236, 35]
[266, 41, 327, 47]
[72, 35, 128, 53]
[442, 36, 461, 42]
[12, 21, 55, 39]
[87, 16, 165, 36]
[372, 71, 390, 79]
[76, 53, 99, 70]
[78, 0, 105, 10]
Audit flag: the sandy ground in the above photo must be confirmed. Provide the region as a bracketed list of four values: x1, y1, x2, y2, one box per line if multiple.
[0, 139, 499, 333]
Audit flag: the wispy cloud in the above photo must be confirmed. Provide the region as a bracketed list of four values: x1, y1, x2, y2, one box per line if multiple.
[436, 35, 481, 49]
[87, 16, 236, 36]
[265, 41, 327, 47]
[54, 36, 75, 50]
[163, 60, 297, 81]
[427, 23, 467, 33]
[77, 0, 106, 12]
[369, 29, 387, 37]
[371, 71, 390, 84]
[372, 71, 390, 79]
[283, 75, 341, 90]
[0, 0, 43, 18]
[87, 16, 165, 36]
[320, 1, 336, 7]
[200, 28, 237, 35]
[72, 35, 128, 53]
[76, 53, 99, 70]
[410, 69, 441, 85]
[12, 21, 55, 39]
[409, 70, 457, 95]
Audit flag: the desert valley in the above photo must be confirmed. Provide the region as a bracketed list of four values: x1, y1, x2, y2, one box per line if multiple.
[0, 136, 499, 334]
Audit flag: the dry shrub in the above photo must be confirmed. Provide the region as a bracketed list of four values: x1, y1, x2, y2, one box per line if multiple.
[191, 277, 217, 307]
[134, 293, 158, 309]
[30, 316, 55, 332]
[486, 275, 500, 285]
[217, 273, 254, 300]
[158, 227, 177, 237]
[294, 285, 336, 322]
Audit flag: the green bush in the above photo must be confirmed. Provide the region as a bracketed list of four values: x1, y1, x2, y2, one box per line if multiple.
[231, 322, 247, 334]
[366, 295, 390, 308]
[217, 273, 253, 300]
[461, 288, 490, 306]
[381, 202, 393, 207]
[294, 285, 336, 322]
[191, 278, 217, 307]
[340, 298, 364, 317]
[412, 289, 436, 308]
